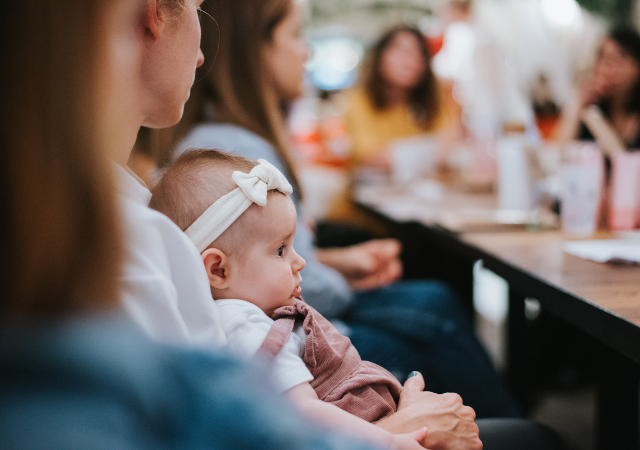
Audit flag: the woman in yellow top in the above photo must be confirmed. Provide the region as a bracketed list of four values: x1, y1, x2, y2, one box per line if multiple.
[345, 26, 451, 169]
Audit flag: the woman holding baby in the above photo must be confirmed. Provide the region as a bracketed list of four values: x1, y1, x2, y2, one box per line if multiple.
[0, 1, 380, 448]
[0, 0, 561, 448]
[0, 0, 477, 449]
[93, 0, 485, 447]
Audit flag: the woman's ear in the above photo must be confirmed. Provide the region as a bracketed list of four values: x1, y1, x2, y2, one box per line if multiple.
[143, 0, 164, 41]
[201, 248, 230, 289]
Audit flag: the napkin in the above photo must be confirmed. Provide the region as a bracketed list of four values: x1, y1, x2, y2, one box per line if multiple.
[563, 239, 640, 264]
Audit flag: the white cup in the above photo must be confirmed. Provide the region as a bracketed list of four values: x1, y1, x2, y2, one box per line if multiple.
[559, 145, 604, 237]
[390, 135, 438, 185]
[560, 166, 602, 236]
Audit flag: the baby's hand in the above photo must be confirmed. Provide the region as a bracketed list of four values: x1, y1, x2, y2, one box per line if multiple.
[391, 427, 430, 450]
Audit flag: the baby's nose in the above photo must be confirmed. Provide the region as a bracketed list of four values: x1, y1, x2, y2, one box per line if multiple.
[292, 250, 306, 272]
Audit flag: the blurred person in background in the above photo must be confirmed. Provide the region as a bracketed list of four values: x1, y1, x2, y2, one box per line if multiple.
[175, 0, 523, 421]
[330, 25, 456, 229]
[0, 2, 409, 449]
[556, 27, 640, 149]
[344, 25, 454, 170]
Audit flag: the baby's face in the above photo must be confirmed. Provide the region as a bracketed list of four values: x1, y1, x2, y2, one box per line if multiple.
[224, 193, 306, 316]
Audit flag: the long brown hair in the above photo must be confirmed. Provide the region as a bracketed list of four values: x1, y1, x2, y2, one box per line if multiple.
[599, 27, 640, 115]
[175, 0, 302, 192]
[361, 25, 441, 129]
[0, 2, 121, 318]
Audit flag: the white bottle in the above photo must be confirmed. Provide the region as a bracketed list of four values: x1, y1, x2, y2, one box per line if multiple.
[497, 126, 537, 211]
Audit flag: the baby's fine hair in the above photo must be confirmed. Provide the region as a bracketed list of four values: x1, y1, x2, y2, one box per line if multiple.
[150, 149, 258, 248]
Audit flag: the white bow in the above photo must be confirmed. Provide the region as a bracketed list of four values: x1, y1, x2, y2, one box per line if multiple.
[185, 159, 293, 252]
[232, 160, 292, 206]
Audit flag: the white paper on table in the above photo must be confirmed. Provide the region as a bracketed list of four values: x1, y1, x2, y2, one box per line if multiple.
[563, 239, 640, 264]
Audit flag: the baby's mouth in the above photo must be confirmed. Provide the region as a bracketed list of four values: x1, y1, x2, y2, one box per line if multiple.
[292, 285, 302, 298]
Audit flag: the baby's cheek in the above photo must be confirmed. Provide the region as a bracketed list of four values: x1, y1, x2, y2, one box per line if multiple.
[264, 275, 292, 300]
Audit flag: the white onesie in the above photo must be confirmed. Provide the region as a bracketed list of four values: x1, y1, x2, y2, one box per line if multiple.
[217, 299, 313, 393]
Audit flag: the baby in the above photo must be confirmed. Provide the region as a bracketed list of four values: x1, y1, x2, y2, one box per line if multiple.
[150, 150, 428, 449]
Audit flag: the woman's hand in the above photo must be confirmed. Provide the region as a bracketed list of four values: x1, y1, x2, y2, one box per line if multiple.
[376, 372, 482, 450]
[555, 81, 604, 143]
[315, 239, 403, 291]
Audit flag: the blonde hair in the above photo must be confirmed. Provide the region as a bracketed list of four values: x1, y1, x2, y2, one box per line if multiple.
[0, 2, 122, 318]
[159, 0, 192, 22]
[149, 150, 261, 253]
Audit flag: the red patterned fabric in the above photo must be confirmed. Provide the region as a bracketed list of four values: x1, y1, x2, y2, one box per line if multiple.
[259, 299, 402, 422]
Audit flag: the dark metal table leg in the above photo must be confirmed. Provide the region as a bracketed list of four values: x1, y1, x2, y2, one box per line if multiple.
[596, 351, 639, 450]
[506, 287, 528, 404]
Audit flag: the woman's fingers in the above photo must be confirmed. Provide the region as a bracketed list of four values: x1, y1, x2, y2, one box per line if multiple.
[385, 258, 404, 281]
[402, 371, 425, 392]
[364, 238, 402, 260]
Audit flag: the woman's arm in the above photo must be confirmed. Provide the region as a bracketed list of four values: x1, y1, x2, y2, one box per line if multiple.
[287, 382, 428, 450]
[554, 82, 601, 144]
[315, 239, 403, 292]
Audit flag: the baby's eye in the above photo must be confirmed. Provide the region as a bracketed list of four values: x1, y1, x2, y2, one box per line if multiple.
[275, 245, 285, 258]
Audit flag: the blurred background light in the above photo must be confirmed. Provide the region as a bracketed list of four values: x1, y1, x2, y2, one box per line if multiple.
[541, 0, 581, 27]
[330, 45, 360, 72]
[306, 37, 364, 91]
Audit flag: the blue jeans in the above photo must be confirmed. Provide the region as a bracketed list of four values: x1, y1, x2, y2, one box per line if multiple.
[342, 280, 522, 418]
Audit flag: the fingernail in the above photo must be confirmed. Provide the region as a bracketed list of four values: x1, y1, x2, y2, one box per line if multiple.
[407, 371, 419, 379]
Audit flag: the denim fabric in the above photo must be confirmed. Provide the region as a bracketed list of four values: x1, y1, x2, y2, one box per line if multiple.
[344, 280, 522, 419]
[0, 315, 379, 450]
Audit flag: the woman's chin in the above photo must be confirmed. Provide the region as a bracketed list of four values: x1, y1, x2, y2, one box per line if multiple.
[143, 106, 186, 130]
[281, 85, 304, 103]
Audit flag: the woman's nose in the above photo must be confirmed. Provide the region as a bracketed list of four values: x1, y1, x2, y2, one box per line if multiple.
[301, 41, 310, 64]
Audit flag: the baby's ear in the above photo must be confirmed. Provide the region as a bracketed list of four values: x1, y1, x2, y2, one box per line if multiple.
[201, 248, 229, 289]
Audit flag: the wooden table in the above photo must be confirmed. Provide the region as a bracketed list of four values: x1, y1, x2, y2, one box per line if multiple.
[355, 182, 640, 450]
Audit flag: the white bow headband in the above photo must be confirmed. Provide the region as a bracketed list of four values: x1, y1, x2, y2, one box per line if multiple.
[185, 159, 293, 252]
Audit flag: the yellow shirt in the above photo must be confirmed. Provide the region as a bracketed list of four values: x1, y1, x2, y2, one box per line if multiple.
[323, 87, 450, 227]
[344, 87, 449, 167]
